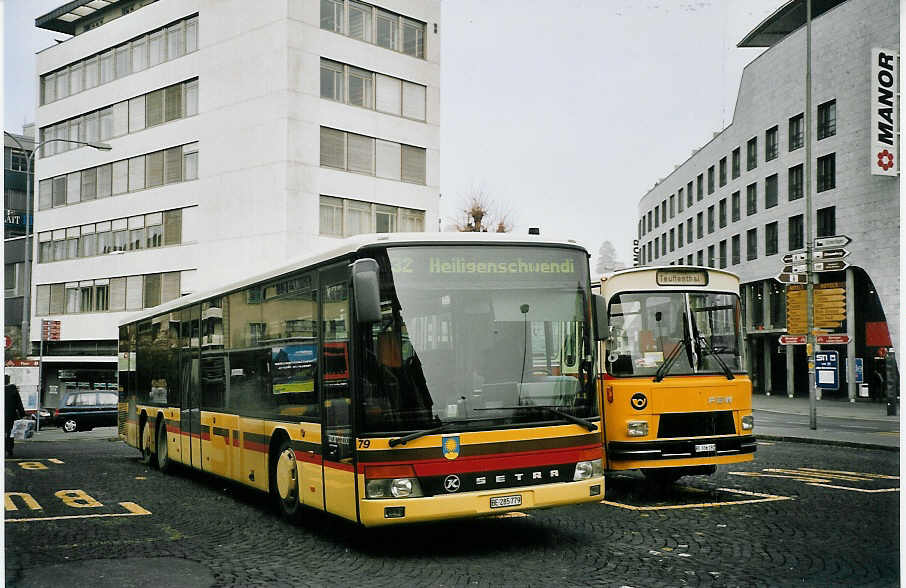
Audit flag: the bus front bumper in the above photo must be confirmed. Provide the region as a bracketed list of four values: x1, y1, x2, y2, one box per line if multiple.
[358, 477, 604, 527]
[607, 435, 756, 465]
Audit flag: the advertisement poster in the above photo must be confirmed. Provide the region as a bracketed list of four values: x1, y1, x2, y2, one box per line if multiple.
[272, 344, 316, 394]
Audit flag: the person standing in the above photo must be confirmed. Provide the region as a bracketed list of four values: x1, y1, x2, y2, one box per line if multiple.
[6, 374, 25, 457]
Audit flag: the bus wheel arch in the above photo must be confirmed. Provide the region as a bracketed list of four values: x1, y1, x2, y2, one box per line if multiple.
[268, 430, 302, 521]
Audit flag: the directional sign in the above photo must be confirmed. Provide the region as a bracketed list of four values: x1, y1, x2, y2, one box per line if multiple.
[817, 334, 851, 344]
[41, 320, 61, 342]
[779, 335, 807, 345]
[814, 235, 851, 248]
[813, 248, 850, 260]
[782, 252, 808, 264]
[776, 272, 807, 284]
[814, 260, 849, 272]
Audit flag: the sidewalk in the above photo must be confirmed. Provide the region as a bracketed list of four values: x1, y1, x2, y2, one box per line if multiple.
[17, 425, 119, 443]
[753, 393, 899, 451]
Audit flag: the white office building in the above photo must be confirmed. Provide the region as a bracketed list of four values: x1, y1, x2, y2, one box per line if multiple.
[32, 0, 440, 405]
[634, 0, 898, 400]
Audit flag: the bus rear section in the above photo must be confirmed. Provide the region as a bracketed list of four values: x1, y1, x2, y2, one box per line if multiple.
[599, 267, 755, 482]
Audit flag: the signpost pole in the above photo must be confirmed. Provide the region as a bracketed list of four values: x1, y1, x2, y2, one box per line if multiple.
[37, 323, 44, 433]
[804, 0, 817, 430]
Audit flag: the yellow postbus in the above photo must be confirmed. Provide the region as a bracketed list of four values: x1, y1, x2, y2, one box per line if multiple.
[118, 233, 607, 526]
[596, 266, 755, 483]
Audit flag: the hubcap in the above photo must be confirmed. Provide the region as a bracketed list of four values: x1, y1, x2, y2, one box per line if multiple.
[64, 420, 76, 432]
[276, 448, 298, 502]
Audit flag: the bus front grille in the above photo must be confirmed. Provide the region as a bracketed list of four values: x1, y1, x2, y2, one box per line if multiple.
[657, 411, 736, 438]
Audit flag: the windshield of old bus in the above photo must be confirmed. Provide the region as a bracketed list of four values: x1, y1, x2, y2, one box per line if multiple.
[605, 291, 743, 378]
[359, 246, 597, 434]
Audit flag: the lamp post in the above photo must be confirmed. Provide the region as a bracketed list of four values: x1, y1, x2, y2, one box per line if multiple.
[3, 132, 111, 358]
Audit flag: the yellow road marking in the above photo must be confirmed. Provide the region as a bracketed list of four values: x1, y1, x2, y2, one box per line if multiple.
[806, 483, 900, 493]
[48, 459, 64, 464]
[601, 488, 791, 511]
[729, 471, 830, 483]
[491, 511, 529, 518]
[5, 502, 151, 523]
[765, 468, 869, 482]
[794, 467, 898, 480]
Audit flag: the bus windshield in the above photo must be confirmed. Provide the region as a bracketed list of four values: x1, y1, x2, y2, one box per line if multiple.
[606, 291, 742, 378]
[360, 246, 596, 434]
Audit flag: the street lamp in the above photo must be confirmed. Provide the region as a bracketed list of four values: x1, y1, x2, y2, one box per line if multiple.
[3, 132, 112, 357]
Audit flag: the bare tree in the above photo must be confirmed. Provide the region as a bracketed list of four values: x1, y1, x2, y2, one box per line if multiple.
[595, 240, 626, 275]
[452, 187, 513, 233]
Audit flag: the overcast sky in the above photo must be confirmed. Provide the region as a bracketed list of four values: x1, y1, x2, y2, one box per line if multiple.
[3, 0, 782, 273]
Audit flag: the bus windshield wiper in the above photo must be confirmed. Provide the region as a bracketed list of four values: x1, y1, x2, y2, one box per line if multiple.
[388, 419, 475, 448]
[473, 405, 598, 432]
[652, 337, 690, 383]
[696, 336, 735, 380]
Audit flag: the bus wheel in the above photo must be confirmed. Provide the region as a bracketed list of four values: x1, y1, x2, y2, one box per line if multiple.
[270, 439, 302, 521]
[140, 419, 157, 468]
[642, 468, 683, 485]
[156, 418, 170, 473]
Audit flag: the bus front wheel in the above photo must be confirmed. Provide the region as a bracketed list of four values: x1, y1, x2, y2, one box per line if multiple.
[270, 438, 302, 522]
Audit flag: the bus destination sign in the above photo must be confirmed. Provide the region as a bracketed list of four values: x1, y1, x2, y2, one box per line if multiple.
[656, 269, 709, 287]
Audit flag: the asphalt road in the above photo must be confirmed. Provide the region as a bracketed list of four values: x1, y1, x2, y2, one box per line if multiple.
[754, 409, 897, 436]
[4, 438, 899, 587]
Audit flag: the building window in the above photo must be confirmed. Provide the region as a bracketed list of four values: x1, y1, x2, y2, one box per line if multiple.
[817, 206, 835, 237]
[707, 205, 714, 234]
[719, 157, 727, 187]
[653, 237, 659, 259]
[686, 181, 693, 207]
[661, 233, 667, 256]
[660, 201, 666, 224]
[320, 127, 425, 184]
[746, 137, 757, 171]
[319, 195, 424, 237]
[746, 183, 757, 216]
[817, 99, 836, 140]
[765, 125, 778, 161]
[789, 113, 803, 151]
[707, 166, 715, 194]
[707, 245, 715, 268]
[788, 214, 804, 251]
[788, 164, 804, 200]
[39, 15, 199, 106]
[731, 191, 740, 222]
[686, 253, 693, 265]
[746, 228, 757, 260]
[669, 228, 675, 252]
[686, 218, 693, 244]
[719, 240, 727, 269]
[765, 174, 778, 208]
[732, 147, 740, 179]
[677, 188, 684, 212]
[696, 212, 703, 239]
[36, 272, 181, 316]
[817, 153, 835, 192]
[9, 150, 28, 171]
[697, 250, 704, 266]
[731, 235, 740, 265]
[719, 198, 727, 228]
[320, 0, 426, 59]
[696, 174, 703, 200]
[765, 222, 778, 256]
[669, 194, 675, 218]
[647, 211, 652, 232]
[677, 222, 684, 248]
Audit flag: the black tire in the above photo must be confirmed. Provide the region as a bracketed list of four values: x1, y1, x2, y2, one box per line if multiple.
[270, 437, 302, 521]
[642, 468, 683, 485]
[140, 419, 156, 467]
[62, 418, 78, 433]
[156, 418, 171, 473]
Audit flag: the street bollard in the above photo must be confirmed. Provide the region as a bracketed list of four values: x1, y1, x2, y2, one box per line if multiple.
[885, 350, 898, 416]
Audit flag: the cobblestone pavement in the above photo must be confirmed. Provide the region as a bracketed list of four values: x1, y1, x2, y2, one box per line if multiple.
[4, 439, 899, 587]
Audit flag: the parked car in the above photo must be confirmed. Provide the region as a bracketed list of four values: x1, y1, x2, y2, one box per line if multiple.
[54, 391, 118, 432]
[27, 408, 53, 426]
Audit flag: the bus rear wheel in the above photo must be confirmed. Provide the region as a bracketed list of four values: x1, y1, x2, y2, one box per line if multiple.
[156, 418, 171, 473]
[271, 438, 302, 521]
[140, 419, 156, 468]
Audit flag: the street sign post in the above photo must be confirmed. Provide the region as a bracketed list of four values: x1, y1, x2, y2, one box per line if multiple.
[813, 260, 849, 272]
[782, 252, 808, 264]
[815, 350, 839, 390]
[776, 272, 808, 284]
[816, 334, 851, 344]
[813, 248, 850, 260]
[814, 235, 852, 248]
[779, 335, 807, 345]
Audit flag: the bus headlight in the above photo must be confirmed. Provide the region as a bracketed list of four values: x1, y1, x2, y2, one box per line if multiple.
[627, 421, 649, 437]
[741, 415, 754, 430]
[574, 458, 604, 481]
[366, 478, 424, 499]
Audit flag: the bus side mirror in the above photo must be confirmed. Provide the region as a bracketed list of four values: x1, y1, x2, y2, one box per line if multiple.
[593, 294, 608, 341]
[352, 258, 381, 324]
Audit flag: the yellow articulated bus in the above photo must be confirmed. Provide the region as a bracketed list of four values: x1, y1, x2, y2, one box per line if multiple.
[596, 266, 755, 483]
[118, 233, 607, 526]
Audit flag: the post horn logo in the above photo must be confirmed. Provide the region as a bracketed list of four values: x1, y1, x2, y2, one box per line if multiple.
[877, 149, 895, 171]
[442, 435, 460, 460]
[630, 393, 648, 411]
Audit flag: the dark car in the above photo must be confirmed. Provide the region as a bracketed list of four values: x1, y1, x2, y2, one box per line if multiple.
[53, 391, 118, 432]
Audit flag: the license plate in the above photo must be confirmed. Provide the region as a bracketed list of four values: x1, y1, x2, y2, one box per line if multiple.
[490, 495, 522, 509]
[695, 443, 717, 453]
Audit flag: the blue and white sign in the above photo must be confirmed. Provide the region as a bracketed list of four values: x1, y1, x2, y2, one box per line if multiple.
[815, 350, 839, 390]
[854, 357, 864, 384]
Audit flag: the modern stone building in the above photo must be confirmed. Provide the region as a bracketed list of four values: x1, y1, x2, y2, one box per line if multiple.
[31, 0, 440, 408]
[634, 0, 898, 399]
[4, 127, 36, 360]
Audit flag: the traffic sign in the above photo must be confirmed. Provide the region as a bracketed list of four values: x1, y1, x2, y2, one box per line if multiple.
[41, 319, 61, 342]
[813, 248, 850, 260]
[814, 235, 851, 248]
[779, 335, 807, 345]
[776, 272, 807, 284]
[816, 334, 851, 344]
[782, 252, 808, 264]
[815, 350, 839, 390]
[814, 260, 849, 272]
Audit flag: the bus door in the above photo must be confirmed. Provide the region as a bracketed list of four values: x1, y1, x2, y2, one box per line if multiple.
[179, 305, 202, 469]
[320, 265, 357, 521]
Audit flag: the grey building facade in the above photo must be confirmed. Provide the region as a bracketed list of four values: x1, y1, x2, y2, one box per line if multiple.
[5, 128, 36, 360]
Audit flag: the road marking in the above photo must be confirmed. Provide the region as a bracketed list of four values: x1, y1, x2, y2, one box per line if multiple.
[806, 483, 900, 493]
[48, 459, 64, 464]
[757, 441, 775, 445]
[5, 502, 151, 523]
[730, 467, 899, 493]
[601, 488, 791, 511]
[491, 511, 529, 518]
[878, 431, 899, 436]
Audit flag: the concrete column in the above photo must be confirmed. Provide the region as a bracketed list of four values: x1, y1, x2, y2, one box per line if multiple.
[846, 267, 856, 402]
[786, 344, 795, 397]
[763, 336, 773, 395]
[744, 284, 754, 384]
[763, 280, 773, 329]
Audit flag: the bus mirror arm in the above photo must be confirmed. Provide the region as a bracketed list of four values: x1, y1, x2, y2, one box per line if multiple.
[352, 258, 382, 324]
[593, 294, 608, 341]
